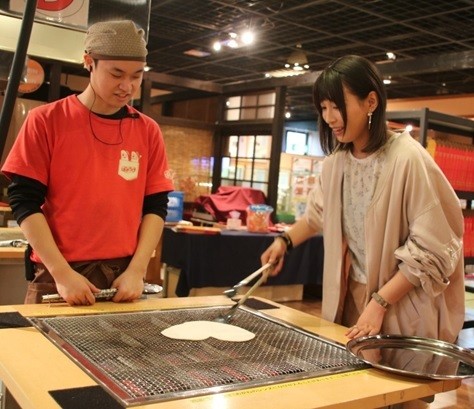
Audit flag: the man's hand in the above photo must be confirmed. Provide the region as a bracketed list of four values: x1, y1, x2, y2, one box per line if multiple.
[111, 269, 145, 302]
[54, 268, 100, 306]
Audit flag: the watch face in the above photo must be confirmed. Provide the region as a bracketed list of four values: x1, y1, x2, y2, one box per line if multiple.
[372, 292, 388, 308]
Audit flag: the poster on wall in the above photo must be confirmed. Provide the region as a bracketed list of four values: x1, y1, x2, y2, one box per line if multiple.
[8, 0, 90, 28]
[0, 1, 150, 36]
[18, 57, 45, 94]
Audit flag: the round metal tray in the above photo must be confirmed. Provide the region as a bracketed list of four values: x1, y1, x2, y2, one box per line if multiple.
[346, 334, 474, 380]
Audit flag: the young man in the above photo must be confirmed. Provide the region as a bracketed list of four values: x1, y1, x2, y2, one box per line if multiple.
[2, 20, 174, 305]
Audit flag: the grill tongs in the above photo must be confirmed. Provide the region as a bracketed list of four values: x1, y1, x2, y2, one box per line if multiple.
[215, 262, 273, 323]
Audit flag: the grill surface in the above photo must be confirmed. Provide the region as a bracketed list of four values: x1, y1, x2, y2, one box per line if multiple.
[32, 307, 367, 406]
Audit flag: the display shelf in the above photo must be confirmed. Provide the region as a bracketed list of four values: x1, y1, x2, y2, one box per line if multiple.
[386, 108, 474, 146]
[458, 191, 474, 202]
[387, 109, 474, 203]
[387, 109, 474, 304]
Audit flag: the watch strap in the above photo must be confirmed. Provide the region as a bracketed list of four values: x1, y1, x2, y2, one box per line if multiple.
[371, 292, 390, 309]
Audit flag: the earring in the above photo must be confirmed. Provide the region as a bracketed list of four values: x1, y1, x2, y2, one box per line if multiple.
[368, 111, 373, 130]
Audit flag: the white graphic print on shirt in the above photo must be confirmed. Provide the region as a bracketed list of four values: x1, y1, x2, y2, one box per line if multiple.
[118, 150, 140, 180]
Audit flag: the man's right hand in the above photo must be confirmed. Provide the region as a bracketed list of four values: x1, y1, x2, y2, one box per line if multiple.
[54, 268, 100, 306]
[17, 213, 100, 305]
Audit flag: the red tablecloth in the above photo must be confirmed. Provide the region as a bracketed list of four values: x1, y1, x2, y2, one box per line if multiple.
[196, 186, 268, 223]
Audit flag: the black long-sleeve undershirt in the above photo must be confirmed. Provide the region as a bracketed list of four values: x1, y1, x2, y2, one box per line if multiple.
[7, 174, 169, 225]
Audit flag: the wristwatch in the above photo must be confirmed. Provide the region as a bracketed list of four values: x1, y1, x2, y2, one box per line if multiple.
[371, 292, 390, 309]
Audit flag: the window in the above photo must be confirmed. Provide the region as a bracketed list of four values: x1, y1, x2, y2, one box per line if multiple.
[221, 134, 272, 195]
[285, 130, 308, 155]
[225, 91, 276, 121]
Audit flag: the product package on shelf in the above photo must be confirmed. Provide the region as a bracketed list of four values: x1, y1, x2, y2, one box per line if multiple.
[429, 139, 474, 192]
[465, 215, 473, 259]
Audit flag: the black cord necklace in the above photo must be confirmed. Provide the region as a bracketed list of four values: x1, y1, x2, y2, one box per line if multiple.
[88, 92, 126, 146]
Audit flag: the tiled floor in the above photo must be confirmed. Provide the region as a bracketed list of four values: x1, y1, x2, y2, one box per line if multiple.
[429, 379, 474, 409]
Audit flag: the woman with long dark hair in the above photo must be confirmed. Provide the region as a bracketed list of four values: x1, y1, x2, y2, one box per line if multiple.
[263, 55, 464, 346]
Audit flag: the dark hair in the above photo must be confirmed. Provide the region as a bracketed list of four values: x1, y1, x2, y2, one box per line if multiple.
[313, 55, 388, 155]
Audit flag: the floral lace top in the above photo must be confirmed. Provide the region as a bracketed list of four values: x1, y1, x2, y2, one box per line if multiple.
[342, 137, 394, 283]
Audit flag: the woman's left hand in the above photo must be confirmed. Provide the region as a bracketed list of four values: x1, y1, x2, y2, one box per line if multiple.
[345, 300, 386, 339]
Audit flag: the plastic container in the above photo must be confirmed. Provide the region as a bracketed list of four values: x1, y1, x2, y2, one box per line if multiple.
[166, 191, 184, 222]
[246, 204, 273, 233]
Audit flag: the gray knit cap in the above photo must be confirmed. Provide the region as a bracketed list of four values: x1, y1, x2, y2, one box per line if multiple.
[85, 20, 147, 62]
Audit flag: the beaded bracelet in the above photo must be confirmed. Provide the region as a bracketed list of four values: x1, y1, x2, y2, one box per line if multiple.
[276, 232, 293, 252]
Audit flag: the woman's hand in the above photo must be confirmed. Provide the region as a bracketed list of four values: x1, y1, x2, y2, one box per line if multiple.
[261, 237, 287, 276]
[261, 220, 319, 276]
[346, 272, 414, 339]
[345, 300, 386, 339]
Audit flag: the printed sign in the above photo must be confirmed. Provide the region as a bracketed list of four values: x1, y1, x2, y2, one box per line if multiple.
[18, 57, 45, 93]
[9, 0, 89, 28]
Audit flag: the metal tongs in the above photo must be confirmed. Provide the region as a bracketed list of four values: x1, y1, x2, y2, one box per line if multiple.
[41, 288, 118, 303]
[214, 262, 273, 323]
[0, 239, 28, 248]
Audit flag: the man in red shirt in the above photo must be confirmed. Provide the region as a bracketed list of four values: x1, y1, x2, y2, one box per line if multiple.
[2, 20, 174, 305]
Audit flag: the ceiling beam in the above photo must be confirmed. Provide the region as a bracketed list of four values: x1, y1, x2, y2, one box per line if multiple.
[223, 51, 474, 93]
[377, 50, 474, 76]
[222, 71, 322, 94]
[150, 89, 220, 104]
[145, 71, 223, 94]
[144, 51, 474, 106]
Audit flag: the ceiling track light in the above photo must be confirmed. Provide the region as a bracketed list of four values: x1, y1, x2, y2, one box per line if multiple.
[212, 29, 255, 52]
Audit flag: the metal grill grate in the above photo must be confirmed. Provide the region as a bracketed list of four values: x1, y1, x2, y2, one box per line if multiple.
[32, 307, 367, 406]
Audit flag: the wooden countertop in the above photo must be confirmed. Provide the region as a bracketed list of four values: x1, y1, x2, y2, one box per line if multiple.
[0, 247, 25, 259]
[0, 227, 26, 260]
[0, 296, 462, 409]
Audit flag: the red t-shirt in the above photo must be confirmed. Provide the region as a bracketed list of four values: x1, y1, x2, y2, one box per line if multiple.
[2, 95, 174, 262]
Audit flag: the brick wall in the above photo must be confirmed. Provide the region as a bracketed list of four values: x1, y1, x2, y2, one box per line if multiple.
[160, 124, 214, 201]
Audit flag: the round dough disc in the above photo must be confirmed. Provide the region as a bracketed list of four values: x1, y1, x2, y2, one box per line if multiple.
[161, 320, 255, 342]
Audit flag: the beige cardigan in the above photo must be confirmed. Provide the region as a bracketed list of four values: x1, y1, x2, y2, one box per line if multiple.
[304, 131, 465, 342]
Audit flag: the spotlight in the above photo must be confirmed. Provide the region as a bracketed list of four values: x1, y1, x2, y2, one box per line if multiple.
[212, 29, 256, 52]
[227, 39, 239, 48]
[286, 46, 309, 72]
[241, 31, 254, 45]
